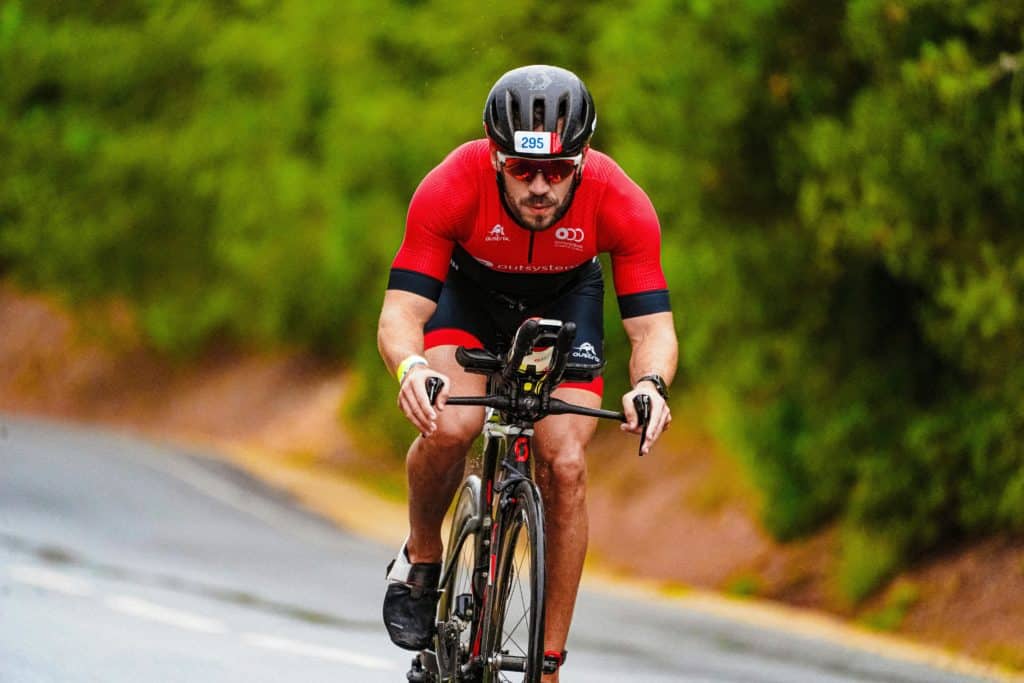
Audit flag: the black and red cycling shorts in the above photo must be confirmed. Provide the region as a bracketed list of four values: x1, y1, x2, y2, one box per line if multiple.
[424, 255, 605, 396]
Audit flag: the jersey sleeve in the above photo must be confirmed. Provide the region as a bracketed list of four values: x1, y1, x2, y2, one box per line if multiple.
[595, 163, 671, 318]
[388, 143, 479, 301]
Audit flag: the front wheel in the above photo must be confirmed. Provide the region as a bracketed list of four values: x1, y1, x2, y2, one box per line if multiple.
[483, 480, 545, 683]
[436, 475, 483, 682]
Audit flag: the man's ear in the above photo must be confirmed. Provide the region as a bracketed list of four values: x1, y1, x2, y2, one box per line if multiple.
[490, 148, 501, 172]
[580, 145, 590, 169]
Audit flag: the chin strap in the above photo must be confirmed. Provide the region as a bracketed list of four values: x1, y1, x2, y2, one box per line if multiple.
[542, 649, 568, 674]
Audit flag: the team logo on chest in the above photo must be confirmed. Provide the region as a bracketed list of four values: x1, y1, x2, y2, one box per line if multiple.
[554, 226, 586, 251]
[485, 224, 510, 242]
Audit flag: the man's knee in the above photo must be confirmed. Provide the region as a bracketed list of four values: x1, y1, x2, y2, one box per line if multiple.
[427, 408, 482, 452]
[543, 446, 588, 490]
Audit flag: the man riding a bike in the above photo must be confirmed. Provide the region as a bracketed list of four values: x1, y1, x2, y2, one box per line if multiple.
[378, 64, 678, 682]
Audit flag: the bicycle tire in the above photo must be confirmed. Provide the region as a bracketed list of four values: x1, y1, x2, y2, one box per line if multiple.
[435, 475, 483, 683]
[483, 479, 546, 683]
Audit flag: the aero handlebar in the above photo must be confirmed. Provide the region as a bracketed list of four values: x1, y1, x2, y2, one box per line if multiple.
[425, 377, 654, 456]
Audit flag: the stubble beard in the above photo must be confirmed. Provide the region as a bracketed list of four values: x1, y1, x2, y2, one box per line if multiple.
[509, 192, 561, 231]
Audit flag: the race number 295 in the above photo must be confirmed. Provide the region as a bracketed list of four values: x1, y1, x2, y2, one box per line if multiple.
[514, 131, 552, 154]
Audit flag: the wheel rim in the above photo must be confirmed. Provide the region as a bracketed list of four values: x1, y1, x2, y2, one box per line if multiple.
[438, 485, 481, 682]
[492, 507, 538, 683]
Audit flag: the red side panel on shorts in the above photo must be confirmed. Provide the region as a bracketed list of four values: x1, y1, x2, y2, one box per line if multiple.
[560, 376, 604, 398]
[424, 328, 484, 350]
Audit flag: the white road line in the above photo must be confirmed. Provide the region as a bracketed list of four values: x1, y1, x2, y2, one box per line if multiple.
[9, 565, 96, 597]
[106, 595, 228, 634]
[241, 633, 396, 671]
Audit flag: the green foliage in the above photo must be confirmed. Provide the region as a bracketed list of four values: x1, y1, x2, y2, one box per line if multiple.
[860, 578, 921, 631]
[3, 0, 1023, 601]
[839, 524, 907, 603]
[725, 574, 762, 598]
[780, 1, 1024, 594]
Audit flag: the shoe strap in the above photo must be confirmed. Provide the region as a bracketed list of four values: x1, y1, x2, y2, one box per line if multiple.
[386, 541, 441, 598]
[386, 541, 415, 583]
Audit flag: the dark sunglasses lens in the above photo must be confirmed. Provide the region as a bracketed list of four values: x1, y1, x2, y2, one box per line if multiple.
[543, 159, 576, 183]
[504, 159, 535, 181]
[505, 158, 576, 183]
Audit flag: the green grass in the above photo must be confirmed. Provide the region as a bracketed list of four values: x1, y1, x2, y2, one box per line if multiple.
[725, 573, 762, 598]
[838, 527, 903, 603]
[860, 580, 920, 632]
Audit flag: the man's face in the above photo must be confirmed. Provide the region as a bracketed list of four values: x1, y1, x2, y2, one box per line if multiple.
[492, 151, 583, 231]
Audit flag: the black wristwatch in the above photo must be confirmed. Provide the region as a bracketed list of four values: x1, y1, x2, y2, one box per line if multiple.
[635, 374, 669, 400]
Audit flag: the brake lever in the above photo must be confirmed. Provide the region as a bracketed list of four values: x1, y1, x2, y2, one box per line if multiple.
[418, 376, 446, 439]
[633, 394, 652, 457]
[426, 376, 444, 406]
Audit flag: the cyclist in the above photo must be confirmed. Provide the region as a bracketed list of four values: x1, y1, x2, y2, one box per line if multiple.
[379, 64, 678, 681]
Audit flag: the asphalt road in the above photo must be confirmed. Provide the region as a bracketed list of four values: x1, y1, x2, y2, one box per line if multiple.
[0, 415, 997, 682]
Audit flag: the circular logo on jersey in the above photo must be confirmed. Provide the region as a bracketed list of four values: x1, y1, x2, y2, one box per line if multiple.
[555, 227, 585, 243]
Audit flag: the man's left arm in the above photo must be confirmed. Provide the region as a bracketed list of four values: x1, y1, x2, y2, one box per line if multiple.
[620, 311, 678, 454]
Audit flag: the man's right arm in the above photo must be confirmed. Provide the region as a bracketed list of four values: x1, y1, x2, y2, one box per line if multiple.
[380, 142, 487, 432]
[378, 289, 436, 377]
[378, 289, 449, 435]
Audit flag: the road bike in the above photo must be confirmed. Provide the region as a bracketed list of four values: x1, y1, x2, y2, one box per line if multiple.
[406, 317, 651, 683]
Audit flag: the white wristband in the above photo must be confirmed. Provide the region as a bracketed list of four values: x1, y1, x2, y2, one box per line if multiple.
[397, 354, 429, 385]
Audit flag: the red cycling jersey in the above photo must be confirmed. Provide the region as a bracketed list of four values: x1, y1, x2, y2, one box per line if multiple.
[389, 139, 669, 318]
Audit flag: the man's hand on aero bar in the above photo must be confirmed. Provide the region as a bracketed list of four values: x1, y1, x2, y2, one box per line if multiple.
[398, 364, 450, 436]
[621, 384, 672, 455]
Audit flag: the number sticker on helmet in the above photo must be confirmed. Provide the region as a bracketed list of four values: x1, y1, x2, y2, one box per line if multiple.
[513, 131, 561, 155]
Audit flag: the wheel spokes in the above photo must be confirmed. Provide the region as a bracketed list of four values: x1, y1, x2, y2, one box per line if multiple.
[495, 513, 534, 681]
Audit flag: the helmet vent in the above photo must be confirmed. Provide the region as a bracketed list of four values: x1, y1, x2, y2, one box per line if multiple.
[508, 93, 522, 132]
[532, 99, 545, 130]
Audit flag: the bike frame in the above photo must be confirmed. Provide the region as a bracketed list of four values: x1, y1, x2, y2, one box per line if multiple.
[420, 318, 651, 682]
[438, 409, 543, 678]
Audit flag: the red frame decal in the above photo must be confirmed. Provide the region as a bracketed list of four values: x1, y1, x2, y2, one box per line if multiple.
[513, 437, 530, 462]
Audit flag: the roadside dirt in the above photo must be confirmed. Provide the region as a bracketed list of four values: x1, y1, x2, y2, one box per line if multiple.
[2, 283, 1022, 677]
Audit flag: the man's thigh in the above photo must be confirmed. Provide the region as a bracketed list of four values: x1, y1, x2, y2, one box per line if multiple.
[533, 388, 601, 461]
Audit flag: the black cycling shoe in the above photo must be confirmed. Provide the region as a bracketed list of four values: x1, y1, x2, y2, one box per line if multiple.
[383, 543, 442, 651]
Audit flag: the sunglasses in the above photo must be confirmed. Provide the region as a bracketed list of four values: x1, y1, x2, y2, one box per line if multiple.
[497, 152, 582, 184]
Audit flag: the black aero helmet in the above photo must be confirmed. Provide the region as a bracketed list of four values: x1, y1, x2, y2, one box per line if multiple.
[484, 65, 596, 158]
